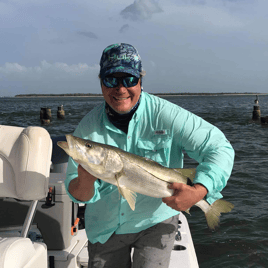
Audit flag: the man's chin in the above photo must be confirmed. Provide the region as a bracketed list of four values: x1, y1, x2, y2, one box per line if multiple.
[113, 107, 132, 114]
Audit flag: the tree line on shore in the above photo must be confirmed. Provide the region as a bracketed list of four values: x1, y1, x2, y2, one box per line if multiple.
[15, 92, 263, 97]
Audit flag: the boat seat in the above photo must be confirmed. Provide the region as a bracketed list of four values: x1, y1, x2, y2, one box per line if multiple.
[0, 125, 52, 268]
[0, 237, 47, 268]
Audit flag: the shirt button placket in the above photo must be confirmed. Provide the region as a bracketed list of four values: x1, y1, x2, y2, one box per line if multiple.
[126, 135, 131, 152]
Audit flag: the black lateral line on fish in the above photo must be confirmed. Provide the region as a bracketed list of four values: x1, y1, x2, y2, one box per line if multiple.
[120, 155, 184, 184]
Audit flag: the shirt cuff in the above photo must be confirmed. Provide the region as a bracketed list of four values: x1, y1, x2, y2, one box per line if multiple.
[193, 162, 226, 204]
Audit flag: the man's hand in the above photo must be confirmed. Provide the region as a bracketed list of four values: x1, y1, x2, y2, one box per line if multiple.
[68, 165, 97, 202]
[77, 164, 97, 182]
[162, 183, 208, 212]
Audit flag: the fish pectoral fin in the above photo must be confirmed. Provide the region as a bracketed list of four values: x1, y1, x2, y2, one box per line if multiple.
[119, 186, 137, 211]
[114, 172, 137, 211]
[173, 168, 196, 182]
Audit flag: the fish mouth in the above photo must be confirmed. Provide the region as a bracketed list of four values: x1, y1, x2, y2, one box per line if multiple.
[65, 135, 82, 157]
[66, 134, 75, 150]
[57, 140, 69, 152]
[62, 135, 84, 164]
[57, 134, 77, 159]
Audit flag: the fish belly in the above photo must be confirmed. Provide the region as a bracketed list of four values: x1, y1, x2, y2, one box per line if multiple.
[118, 161, 174, 198]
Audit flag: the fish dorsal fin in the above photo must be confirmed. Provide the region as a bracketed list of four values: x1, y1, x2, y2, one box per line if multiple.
[118, 186, 137, 211]
[173, 168, 196, 183]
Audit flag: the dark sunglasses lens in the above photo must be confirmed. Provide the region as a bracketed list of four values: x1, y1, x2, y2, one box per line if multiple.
[103, 77, 117, 88]
[103, 76, 139, 88]
[123, 77, 139, 87]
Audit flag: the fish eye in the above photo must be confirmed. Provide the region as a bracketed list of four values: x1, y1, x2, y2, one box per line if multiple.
[85, 142, 92, 148]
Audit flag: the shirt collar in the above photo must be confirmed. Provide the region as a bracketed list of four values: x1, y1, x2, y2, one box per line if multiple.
[103, 91, 145, 133]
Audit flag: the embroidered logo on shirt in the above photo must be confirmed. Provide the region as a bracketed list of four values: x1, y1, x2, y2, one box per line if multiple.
[154, 130, 166, 135]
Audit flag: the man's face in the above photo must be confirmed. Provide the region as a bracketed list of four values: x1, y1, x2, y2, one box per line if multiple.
[101, 72, 141, 114]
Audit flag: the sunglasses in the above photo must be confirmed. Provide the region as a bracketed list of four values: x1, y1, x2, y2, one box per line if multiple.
[102, 76, 139, 88]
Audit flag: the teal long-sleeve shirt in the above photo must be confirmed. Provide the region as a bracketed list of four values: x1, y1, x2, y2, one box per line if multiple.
[65, 92, 234, 244]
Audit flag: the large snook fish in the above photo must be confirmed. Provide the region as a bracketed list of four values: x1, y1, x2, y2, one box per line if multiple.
[58, 135, 234, 230]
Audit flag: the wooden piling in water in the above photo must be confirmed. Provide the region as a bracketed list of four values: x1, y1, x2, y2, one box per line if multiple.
[57, 105, 65, 119]
[252, 95, 261, 120]
[40, 107, 52, 125]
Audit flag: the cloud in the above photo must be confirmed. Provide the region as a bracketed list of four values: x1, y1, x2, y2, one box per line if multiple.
[119, 24, 130, 33]
[120, 0, 163, 21]
[0, 61, 100, 96]
[180, 0, 252, 6]
[181, 0, 206, 5]
[0, 2, 15, 16]
[0, 61, 94, 78]
[77, 31, 98, 39]
[151, 3, 244, 31]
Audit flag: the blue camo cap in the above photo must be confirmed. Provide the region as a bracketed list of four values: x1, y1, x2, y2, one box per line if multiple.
[100, 43, 142, 79]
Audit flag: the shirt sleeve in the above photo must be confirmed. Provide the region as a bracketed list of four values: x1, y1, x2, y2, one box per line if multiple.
[174, 109, 235, 204]
[64, 122, 102, 204]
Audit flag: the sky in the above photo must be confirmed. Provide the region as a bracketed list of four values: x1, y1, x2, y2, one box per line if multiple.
[0, 0, 267, 96]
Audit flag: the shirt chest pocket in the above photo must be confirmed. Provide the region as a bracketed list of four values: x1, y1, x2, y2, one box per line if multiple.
[137, 136, 172, 167]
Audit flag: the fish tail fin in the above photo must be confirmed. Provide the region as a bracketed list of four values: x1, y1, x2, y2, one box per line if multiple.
[203, 199, 234, 230]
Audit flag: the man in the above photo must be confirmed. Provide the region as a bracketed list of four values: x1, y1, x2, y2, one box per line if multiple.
[65, 43, 234, 268]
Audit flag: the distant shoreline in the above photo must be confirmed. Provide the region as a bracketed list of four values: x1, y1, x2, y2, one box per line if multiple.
[14, 92, 267, 98]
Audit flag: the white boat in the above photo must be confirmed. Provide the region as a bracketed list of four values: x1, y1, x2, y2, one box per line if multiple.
[0, 125, 199, 268]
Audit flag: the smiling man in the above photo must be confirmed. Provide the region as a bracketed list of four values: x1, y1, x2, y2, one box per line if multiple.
[65, 43, 234, 268]
[101, 72, 141, 114]
[99, 44, 144, 114]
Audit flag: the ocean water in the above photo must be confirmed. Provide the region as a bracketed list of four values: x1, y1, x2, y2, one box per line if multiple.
[1, 94, 268, 268]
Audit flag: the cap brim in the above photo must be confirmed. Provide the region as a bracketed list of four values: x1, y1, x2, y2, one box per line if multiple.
[101, 67, 140, 79]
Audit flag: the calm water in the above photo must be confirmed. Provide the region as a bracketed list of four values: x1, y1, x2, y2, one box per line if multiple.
[1, 94, 268, 268]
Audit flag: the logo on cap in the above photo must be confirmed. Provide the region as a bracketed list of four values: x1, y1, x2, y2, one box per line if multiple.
[108, 54, 131, 62]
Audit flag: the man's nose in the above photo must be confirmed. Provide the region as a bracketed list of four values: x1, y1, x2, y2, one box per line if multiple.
[115, 79, 126, 91]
